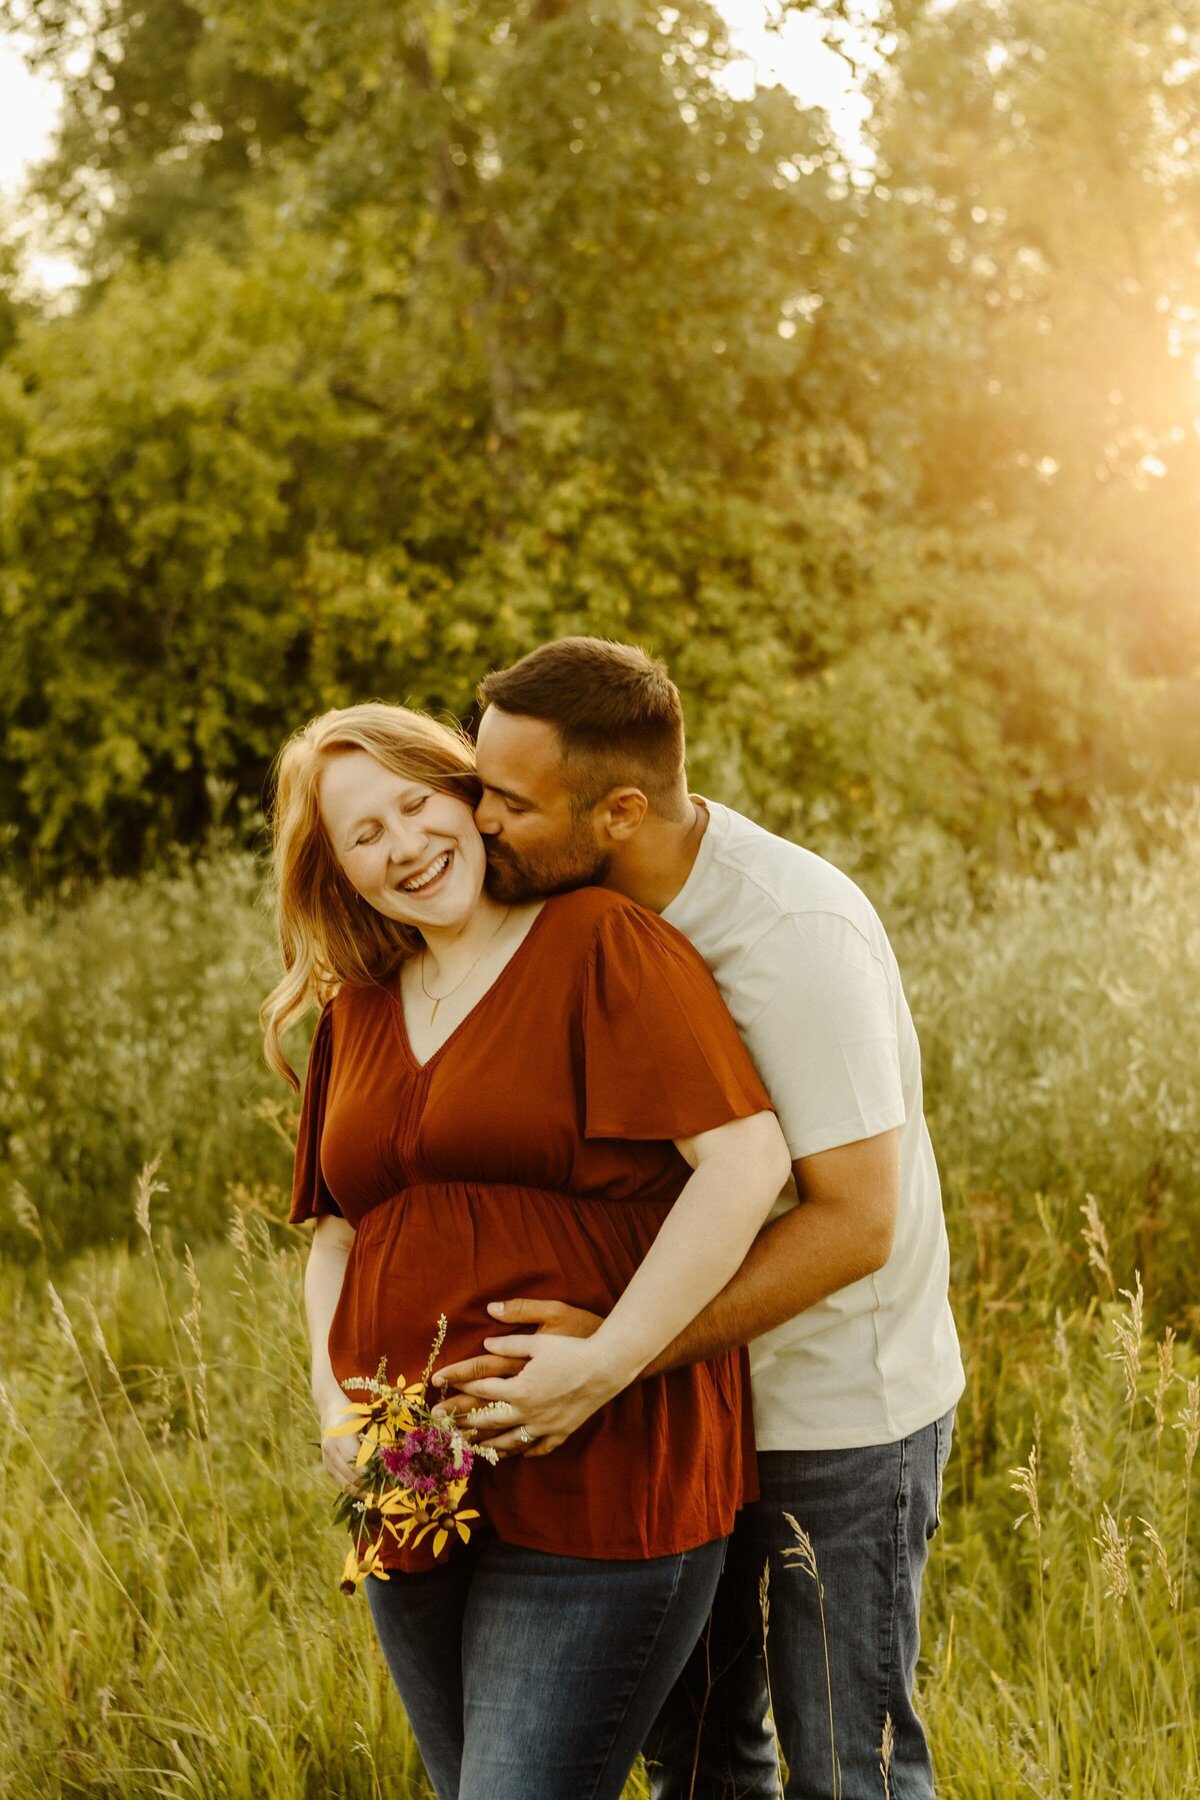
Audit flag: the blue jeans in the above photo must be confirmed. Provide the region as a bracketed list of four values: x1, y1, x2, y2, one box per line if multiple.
[366, 1531, 728, 1800]
[644, 1410, 955, 1800]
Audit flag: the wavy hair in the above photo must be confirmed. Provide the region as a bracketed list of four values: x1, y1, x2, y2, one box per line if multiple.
[260, 702, 481, 1086]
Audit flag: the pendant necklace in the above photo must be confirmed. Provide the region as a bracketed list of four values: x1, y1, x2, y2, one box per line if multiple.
[419, 905, 513, 1024]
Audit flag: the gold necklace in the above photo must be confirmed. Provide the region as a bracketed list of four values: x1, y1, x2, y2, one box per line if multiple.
[419, 906, 513, 1023]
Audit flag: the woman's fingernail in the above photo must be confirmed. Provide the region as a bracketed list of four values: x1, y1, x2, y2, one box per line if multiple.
[431, 1372, 445, 1385]
[488, 1302, 507, 1316]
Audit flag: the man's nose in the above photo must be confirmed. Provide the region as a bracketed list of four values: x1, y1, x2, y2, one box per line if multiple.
[474, 794, 501, 836]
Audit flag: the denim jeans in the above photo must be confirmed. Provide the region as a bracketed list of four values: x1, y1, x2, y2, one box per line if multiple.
[644, 1410, 955, 1800]
[366, 1530, 727, 1800]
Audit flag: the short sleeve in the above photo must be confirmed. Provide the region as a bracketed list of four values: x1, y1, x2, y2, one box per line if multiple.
[289, 1006, 343, 1224]
[583, 901, 774, 1142]
[737, 913, 906, 1161]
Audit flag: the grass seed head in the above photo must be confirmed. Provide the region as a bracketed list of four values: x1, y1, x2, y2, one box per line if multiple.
[1153, 1329, 1176, 1440]
[1010, 1442, 1042, 1538]
[1094, 1507, 1130, 1604]
[781, 1511, 821, 1585]
[1177, 1377, 1200, 1474]
[1139, 1517, 1179, 1612]
[879, 1713, 895, 1800]
[1080, 1195, 1116, 1298]
[1107, 1272, 1144, 1405]
[8, 1182, 44, 1249]
[1067, 1411, 1095, 1504]
[46, 1282, 81, 1358]
[132, 1158, 167, 1238]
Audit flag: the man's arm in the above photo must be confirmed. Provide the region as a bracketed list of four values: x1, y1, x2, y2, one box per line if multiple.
[433, 1128, 899, 1404]
[643, 1126, 898, 1374]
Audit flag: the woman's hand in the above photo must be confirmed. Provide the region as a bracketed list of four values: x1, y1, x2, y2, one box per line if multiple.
[319, 1402, 365, 1493]
[447, 1331, 628, 1458]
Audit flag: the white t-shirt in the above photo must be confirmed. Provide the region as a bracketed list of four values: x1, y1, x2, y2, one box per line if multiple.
[663, 800, 965, 1451]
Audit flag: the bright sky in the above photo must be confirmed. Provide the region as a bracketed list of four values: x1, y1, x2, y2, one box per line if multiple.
[0, 38, 59, 195]
[0, 5, 873, 288]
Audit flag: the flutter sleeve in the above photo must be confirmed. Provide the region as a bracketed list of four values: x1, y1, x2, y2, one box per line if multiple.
[583, 899, 775, 1142]
[289, 1006, 342, 1224]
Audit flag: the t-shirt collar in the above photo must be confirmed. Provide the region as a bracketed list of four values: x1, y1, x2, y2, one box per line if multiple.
[662, 796, 722, 926]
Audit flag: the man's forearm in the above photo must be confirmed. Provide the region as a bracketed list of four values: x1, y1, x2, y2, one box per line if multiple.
[644, 1195, 890, 1376]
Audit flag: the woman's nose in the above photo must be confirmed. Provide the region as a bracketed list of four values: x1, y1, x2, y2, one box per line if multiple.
[385, 818, 428, 865]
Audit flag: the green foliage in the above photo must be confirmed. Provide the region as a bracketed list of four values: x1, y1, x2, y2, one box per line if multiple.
[0, 849, 294, 1260]
[2, 0, 1198, 878]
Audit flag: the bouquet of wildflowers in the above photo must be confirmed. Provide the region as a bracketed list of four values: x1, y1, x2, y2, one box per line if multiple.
[324, 1314, 496, 1593]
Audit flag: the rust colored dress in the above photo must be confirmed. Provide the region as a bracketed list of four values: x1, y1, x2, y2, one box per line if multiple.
[291, 887, 773, 1572]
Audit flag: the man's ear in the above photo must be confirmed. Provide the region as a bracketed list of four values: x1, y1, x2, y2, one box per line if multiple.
[597, 787, 649, 841]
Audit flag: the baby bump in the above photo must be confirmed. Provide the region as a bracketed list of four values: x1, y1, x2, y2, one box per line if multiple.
[327, 1180, 671, 1393]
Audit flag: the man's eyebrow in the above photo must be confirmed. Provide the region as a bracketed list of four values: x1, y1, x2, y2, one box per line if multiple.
[482, 780, 535, 806]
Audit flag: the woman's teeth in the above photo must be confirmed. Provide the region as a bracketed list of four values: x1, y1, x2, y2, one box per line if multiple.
[400, 851, 450, 893]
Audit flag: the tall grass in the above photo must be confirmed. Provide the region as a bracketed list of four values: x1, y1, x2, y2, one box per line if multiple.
[0, 1179, 428, 1798]
[1, 1176, 1195, 1796]
[2, 796, 1198, 1794]
[0, 852, 293, 1260]
[900, 798, 1200, 1321]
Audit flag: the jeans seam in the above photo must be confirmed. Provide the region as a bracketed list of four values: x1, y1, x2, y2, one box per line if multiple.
[583, 1549, 689, 1800]
[878, 1436, 906, 1763]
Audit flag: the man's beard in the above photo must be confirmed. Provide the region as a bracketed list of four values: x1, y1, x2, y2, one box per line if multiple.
[484, 836, 612, 903]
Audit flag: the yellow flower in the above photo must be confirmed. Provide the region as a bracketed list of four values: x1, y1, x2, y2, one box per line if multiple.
[338, 1539, 391, 1595]
[323, 1401, 378, 1440]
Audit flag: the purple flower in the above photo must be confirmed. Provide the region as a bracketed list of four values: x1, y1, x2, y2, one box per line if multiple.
[379, 1425, 474, 1498]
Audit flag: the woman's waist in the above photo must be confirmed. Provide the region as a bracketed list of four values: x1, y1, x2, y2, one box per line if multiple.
[335, 1187, 671, 1365]
[362, 1178, 678, 1211]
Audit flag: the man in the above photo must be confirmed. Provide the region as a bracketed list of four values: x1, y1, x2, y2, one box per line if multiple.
[434, 636, 964, 1799]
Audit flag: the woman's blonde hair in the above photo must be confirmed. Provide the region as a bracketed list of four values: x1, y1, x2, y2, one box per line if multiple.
[260, 702, 481, 1086]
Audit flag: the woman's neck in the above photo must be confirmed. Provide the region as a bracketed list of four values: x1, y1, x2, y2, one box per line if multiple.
[418, 893, 513, 976]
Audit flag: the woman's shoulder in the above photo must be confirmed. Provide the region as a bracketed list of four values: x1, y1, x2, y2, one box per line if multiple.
[539, 887, 697, 964]
[540, 886, 659, 939]
[321, 976, 393, 1030]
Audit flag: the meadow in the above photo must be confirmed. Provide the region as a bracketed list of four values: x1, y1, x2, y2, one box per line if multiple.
[1, 798, 1197, 1798]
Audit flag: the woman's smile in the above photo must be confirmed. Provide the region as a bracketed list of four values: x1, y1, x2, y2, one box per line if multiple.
[396, 850, 453, 895]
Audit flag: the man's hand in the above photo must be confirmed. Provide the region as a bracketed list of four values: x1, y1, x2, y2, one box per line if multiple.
[430, 1299, 606, 1456]
[435, 1330, 624, 1459]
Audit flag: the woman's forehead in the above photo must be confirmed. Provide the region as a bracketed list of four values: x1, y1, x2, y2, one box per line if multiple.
[318, 750, 429, 821]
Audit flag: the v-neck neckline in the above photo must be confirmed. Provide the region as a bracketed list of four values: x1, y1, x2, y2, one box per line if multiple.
[388, 898, 552, 1073]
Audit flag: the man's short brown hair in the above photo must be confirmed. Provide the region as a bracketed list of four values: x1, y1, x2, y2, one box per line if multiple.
[477, 637, 688, 820]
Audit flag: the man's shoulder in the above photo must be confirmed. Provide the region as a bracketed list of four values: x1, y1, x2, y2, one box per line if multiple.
[700, 802, 885, 939]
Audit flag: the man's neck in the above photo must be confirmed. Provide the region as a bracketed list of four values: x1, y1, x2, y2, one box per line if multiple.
[601, 798, 709, 915]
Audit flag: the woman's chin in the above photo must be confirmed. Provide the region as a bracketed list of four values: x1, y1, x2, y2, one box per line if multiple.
[385, 875, 486, 932]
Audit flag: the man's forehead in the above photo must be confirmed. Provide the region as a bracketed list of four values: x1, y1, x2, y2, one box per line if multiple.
[475, 708, 567, 800]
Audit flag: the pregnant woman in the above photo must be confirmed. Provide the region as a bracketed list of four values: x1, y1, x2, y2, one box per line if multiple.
[261, 701, 789, 1800]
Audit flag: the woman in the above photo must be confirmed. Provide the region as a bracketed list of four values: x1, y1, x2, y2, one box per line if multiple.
[262, 702, 790, 1800]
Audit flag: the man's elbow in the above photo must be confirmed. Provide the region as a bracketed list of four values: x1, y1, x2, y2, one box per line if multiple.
[857, 1204, 896, 1277]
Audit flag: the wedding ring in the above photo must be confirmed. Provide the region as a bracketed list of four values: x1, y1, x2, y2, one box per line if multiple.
[517, 1425, 534, 1445]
